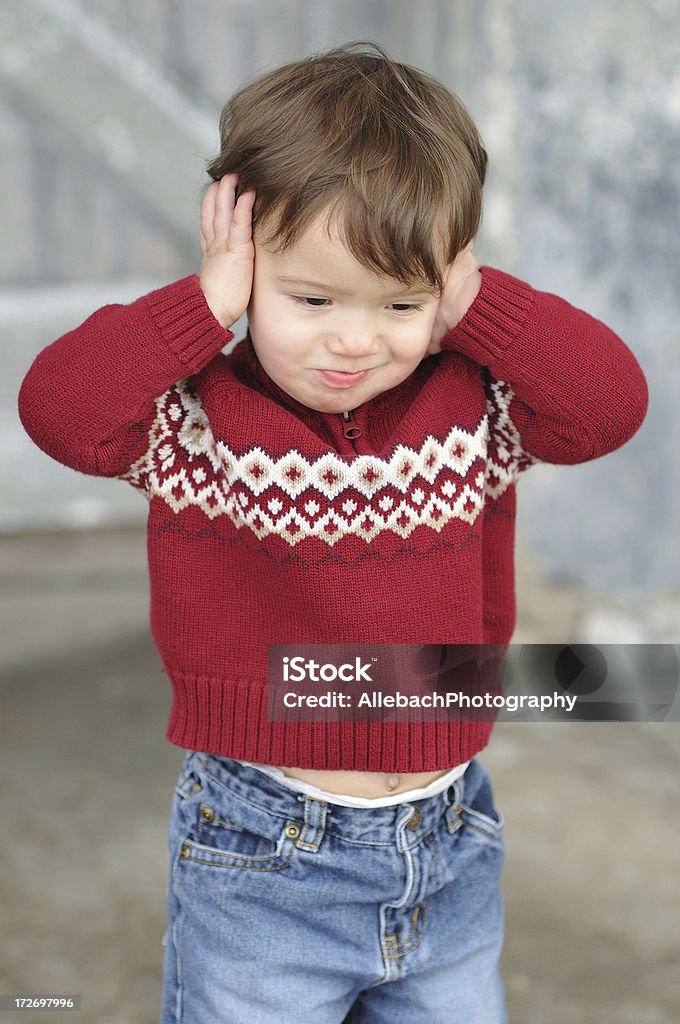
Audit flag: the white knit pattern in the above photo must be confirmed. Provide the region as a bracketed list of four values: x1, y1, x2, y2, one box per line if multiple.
[123, 379, 532, 545]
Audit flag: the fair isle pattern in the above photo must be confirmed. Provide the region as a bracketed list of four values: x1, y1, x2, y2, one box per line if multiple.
[485, 377, 536, 496]
[123, 379, 533, 546]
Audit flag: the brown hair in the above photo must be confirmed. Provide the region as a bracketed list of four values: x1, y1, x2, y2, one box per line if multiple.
[206, 41, 487, 291]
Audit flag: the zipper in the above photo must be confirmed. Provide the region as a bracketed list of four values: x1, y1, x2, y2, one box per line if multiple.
[341, 409, 362, 439]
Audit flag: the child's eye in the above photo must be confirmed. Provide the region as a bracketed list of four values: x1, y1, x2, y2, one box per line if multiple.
[388, 303, 424, 313]
[293, 296, 330, 307]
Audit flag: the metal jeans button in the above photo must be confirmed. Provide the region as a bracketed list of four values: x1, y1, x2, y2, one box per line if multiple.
[405, 808, 422, 830]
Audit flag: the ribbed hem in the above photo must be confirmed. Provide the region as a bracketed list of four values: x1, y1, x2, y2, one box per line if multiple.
[144, 275, 234, 373]
[165, 674, 495, 772]
[443, 266, 535, 363]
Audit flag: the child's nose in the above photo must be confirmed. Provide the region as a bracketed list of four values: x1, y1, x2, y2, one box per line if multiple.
[326, 324, 380, 358]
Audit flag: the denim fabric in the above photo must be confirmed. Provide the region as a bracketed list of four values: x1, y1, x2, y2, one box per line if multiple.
[161, 753, 506, 1024]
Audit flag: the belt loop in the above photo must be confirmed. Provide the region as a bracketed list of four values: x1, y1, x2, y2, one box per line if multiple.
[444, 774, 464, 805]
[295, 796, 328, 852]
[443, 778, 464, 832]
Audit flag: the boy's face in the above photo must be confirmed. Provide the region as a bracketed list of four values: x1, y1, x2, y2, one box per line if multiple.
[247, 211, 441, 413]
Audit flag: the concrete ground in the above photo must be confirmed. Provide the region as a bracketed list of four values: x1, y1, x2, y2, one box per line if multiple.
[1, 528, 679, 1024]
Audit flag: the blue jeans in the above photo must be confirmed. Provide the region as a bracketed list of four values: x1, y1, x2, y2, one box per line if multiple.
[161, 753, 507, 1024]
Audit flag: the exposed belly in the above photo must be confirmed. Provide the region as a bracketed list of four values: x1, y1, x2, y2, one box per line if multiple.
[272, 766, 452, 799]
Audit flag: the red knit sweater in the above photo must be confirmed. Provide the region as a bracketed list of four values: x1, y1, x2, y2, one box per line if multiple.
[18, 268, 648, 770]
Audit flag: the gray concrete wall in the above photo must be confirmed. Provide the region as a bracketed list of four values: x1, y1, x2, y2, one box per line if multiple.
[2, 1, 678, 605]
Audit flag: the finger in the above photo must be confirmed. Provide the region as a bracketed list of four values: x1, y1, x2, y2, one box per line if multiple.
[213, 173, 238, 240]
[226, 189, 256, 250]
[454, 242, 474, 262]
[200, 181, 219, 251]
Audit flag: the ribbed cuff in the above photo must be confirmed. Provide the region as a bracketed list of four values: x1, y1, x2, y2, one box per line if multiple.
[165, 673, 494, 772]
[144, 275, 234, 374]
[442, 266, 535, 363]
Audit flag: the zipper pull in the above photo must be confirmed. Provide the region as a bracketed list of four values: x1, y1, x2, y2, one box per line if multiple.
[341, 409, 362, 439]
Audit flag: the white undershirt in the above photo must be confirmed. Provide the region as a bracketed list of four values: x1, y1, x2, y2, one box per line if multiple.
[236, 759, 470, 808]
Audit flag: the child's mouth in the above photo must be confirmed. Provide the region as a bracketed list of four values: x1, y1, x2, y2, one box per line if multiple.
[317, 369, 370, 388]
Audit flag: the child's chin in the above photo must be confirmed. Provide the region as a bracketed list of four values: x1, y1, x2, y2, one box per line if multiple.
[305, 399, 349, 414]
[309, 392, 366, 414]
[282, 385, 360, 414]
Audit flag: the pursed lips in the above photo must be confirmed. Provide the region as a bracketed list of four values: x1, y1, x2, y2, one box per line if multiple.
[317, 368, 372, 387]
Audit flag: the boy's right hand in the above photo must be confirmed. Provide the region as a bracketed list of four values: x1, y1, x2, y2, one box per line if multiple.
[199, 174, 256, 329]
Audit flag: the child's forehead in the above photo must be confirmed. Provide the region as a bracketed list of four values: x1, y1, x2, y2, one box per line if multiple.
[256, 209, 439, 295]
[256, 206, 349, 257]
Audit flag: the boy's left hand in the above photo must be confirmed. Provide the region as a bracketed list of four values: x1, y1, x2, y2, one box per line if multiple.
[428, 245, 482, 354]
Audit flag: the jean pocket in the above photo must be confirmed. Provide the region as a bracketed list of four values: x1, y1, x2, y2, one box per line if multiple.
[177, 784, 298, 872]
[447, 764, 504, 845]
[460, 800, 504, 843]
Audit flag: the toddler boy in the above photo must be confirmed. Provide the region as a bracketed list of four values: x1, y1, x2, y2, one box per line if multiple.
[19, 42, 647, 1024]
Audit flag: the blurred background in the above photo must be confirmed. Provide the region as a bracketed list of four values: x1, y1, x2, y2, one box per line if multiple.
[1, 1, 679, 1022]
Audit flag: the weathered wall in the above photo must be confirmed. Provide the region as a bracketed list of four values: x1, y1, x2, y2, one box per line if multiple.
[2, 0, 678, 606]
[509, 0, 679, 597]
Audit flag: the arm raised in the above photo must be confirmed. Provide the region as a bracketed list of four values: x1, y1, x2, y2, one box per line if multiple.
[439, 266, 648, 464]
[18, 175, 255, 479]
[18, 276, 233, 478]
